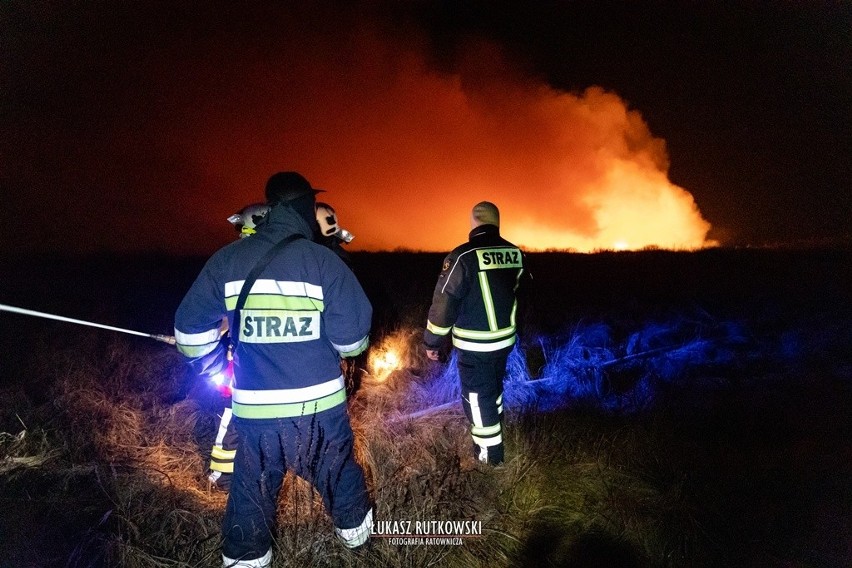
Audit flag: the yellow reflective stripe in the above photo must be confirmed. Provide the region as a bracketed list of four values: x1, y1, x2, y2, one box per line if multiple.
[210, 461, 234, 473]
[426, 320, 452, 336]
[232, 389, 346, 419]
[478, 272, 498, 331]
[225, 295, 324, 311]
[453, 335, 516, 352]
[471, 423, 501, 437]
[452, 325, 515, 340]
[211, 447, 236, 460]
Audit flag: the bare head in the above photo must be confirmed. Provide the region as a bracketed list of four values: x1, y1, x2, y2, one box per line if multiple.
[470, 201, 500, 229]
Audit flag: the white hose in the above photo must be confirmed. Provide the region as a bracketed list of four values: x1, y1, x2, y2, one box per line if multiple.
[0, 303, 176, 344]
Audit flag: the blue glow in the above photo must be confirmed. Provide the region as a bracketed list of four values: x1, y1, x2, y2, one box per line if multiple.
[409, 314, 767, 417]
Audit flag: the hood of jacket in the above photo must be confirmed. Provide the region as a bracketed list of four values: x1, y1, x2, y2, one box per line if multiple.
[257, 201, 316, 242]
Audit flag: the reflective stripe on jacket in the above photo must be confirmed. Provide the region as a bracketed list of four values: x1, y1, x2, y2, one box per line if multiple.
[175, 203, 371, 419]
[424, 224, 525, 353]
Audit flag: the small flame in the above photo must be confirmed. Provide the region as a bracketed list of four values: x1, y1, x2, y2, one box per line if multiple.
[369, 348, 401, 383]
[367, 330, 416, 383]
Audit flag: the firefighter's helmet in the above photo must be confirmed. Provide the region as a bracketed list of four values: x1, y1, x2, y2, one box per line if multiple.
[265, 171, 325, 204]
[227, 203, 270, 238]
[315, 202, 339, 237]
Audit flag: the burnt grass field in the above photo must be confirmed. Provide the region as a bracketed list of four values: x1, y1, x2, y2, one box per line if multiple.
[1, 248, 851, 568]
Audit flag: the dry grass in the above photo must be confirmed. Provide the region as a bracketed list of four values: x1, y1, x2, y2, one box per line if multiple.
[2, 315, 850, 567]
[1, 249, 851, 567]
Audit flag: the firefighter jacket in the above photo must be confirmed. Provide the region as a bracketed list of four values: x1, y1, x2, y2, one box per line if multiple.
[424, 224, 526, 354]
[174, 203, 372, 421]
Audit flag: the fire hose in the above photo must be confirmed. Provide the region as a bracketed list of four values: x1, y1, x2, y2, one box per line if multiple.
[0, 303, 236, 394]
[0, 303, 176, 345]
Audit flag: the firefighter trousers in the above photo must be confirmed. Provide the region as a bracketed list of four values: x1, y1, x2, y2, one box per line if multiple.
[210, 405, 238, 478]
[457, 348, 510, 465]
[221, 405, 372, 564]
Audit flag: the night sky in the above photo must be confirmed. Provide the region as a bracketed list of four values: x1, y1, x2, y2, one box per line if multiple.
[2, 1, 849, 255]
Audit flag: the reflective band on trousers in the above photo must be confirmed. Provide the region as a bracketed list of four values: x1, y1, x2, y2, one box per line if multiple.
[472, 433, 503, 446]
[336, 508, 373, 549]
[222, 548, 271, 568]
[468, 392, 483, 427]
[471, 423, 501, 437]
[211, 447, 237, 460]
[231, 376, 346, 419]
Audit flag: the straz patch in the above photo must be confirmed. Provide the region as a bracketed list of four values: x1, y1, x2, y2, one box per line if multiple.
[476, 247, 522, 270]
[442, 258, 451, 272]
[239, 309, 320, 343]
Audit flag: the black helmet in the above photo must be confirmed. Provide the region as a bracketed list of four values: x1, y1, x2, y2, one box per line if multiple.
[265, 172, 325, 204]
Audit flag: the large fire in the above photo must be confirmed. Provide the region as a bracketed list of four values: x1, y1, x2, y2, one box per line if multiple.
[7, 12, 717, 255]
[225, 45, 717, 254]
[508, 158, 713, 252]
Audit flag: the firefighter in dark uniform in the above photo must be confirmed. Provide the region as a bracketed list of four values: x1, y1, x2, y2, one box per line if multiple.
[205, 203, 270, 490]
[175, 172, 373, 567]
[423, 201, 527, 466]
[207, 201, 358, 491]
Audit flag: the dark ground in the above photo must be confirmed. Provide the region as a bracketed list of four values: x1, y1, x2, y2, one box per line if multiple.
[1, 247, 850, 567]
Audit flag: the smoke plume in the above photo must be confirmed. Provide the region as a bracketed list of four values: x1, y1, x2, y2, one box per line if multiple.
[4, 4, 714, 254]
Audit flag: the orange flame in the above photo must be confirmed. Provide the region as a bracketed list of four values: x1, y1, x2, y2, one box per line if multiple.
[367, 332, 413, 383]
[127, 26, 719, 254]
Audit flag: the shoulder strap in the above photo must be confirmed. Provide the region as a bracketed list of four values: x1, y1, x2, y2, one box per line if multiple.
[231, 233, 304, 348]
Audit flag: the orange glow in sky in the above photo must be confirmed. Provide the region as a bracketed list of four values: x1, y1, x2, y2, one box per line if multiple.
[4, 19, 716, 255]
[187, 36, 715, 254]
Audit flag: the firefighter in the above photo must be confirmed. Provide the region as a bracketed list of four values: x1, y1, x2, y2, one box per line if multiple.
[315, 201, 354, 266]
[207, 201, 359, 491]
[227, 202, 271, 238]
[175, 171, 373, 567]
[204, 203, 270, 490]
[423, 201, 527, 466]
